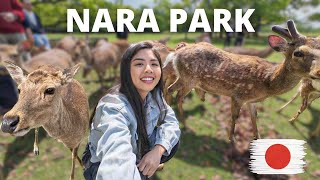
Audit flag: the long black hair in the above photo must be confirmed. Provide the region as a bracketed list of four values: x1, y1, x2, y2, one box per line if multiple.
[119, 41, 166, 158]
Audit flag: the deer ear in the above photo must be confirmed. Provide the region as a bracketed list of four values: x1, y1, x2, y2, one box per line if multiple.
[268, 35, 287, 52]
[60, 63, 81, 84]
[4, 61, 26, 85]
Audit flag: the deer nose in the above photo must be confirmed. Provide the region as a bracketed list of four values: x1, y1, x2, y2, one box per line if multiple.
[1, 116, 19, 133]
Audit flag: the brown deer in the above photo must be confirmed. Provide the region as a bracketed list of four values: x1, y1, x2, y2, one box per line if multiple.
[1, 47, 74, 157]
[163, 42, 206, 126]
[83, 39, 119, 87]
[168, 20, 320, 141]
[158, 36, 171, 45]
[1, 62, 89, 180]
[223, 46, 274, 58]
[55, 36, 91, 63]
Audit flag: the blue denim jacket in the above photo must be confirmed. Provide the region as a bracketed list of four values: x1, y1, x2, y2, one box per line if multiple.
[88, 89, 181, 180]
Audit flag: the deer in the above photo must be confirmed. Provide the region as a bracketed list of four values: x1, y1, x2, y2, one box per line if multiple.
[223, 46, 274, 58]
[1, 46, 73, 157]
[82, 39, 120, 87]
[55, 36, 91, 63]
[158, 36, 171, 45]
[167, 20, 320, 142]
[162, 42, 206, 126]
[1, 62, 89, 180]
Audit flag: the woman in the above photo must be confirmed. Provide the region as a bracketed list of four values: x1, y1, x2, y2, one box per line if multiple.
[83, 41, 181, 180]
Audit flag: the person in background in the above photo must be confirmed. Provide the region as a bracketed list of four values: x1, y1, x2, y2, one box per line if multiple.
[22, 0, 51, 50]
[82, 41, 180, 180]
[0, 0, 33, 45]
[224, 31, 232, 47]
[0, 0, 31, 114]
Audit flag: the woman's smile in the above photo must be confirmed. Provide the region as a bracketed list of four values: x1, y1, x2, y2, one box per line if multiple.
[130, 49, 161, 99]
[140, 76, 155, 84]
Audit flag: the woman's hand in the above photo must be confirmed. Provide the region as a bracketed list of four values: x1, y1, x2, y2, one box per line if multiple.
[137, 145, 166, 178]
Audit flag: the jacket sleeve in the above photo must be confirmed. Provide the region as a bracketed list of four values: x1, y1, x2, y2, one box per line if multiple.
[155, 101, 181, 156]
[11, 0, 25, 22]
[95, 105, 141, 180]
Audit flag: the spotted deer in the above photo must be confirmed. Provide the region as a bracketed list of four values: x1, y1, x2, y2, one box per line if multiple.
[168, 20, 320, 141]
[163, 42, 206, 126]
[1, 62, 89, 180]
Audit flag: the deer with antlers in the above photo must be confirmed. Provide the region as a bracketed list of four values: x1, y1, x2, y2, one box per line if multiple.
[168, 20, 320, 141]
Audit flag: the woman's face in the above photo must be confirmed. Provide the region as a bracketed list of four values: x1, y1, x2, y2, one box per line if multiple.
[130, 49, 161, 99]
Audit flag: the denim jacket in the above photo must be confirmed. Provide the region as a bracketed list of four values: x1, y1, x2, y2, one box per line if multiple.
[87, 89, 181, 180]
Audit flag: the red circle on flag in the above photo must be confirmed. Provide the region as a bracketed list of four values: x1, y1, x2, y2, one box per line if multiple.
[265, 144, 291, 169]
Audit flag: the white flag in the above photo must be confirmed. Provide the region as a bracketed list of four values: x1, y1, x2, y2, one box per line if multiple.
[249, 139, 306, 174]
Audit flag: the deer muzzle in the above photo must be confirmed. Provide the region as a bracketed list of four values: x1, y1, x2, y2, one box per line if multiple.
[1, 116, 19, 133]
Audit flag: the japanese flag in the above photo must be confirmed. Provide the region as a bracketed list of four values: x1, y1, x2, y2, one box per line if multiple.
[249, 139, 306, 174]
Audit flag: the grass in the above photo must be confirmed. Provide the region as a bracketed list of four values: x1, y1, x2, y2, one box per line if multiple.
[1, 31, 320, 180]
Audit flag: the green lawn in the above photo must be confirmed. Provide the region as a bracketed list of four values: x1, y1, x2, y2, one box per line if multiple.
[1, 31, 320, 180]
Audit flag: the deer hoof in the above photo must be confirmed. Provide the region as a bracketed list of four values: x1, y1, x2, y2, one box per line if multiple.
[228, 135, 236, 144]
[33, 148, 39, 156]
[289, 117, 297, 122]
[253, 133, 261, 140]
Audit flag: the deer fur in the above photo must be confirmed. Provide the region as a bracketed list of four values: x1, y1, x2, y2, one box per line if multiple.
[55, 36, 91, 63]
[158, 36, 170, 45]
[168, 20, 320, 141]
[1, 62, 89, 180]
[163, 42, 206, 126]
[1, 45, 74, 162]
[223, 46, 274, 58]
[83, 39, 119, 87]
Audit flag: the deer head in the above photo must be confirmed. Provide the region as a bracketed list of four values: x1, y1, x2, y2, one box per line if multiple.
[269, 20, 320, 79]
[73, 39, 91, 63]
[1, 62, 81, 136]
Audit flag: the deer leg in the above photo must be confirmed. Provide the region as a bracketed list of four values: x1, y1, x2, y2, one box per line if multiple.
[33, 128, 39, 155]
[98, 72, 104, 87]
[289, 94, 309, 122]
[168, 78, 184, 94]
[195, 88, 206, 101]
[176, 87, 193, 127]
[164, 79, 173, 105]
[229, 98, 242, 142]
[276, 90, 300, 113]
[247, 103, 260, 139]
[69, 147, 84, 169]
[113, 66, 117, 79]
[69, 146, 79, 180]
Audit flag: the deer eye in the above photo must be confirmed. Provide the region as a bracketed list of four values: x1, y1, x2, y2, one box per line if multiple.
[294, 51, 304, 57]
[45, 88, 55, 95]
[17, 89, 20, 94]
[288, 42, 295, 46]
